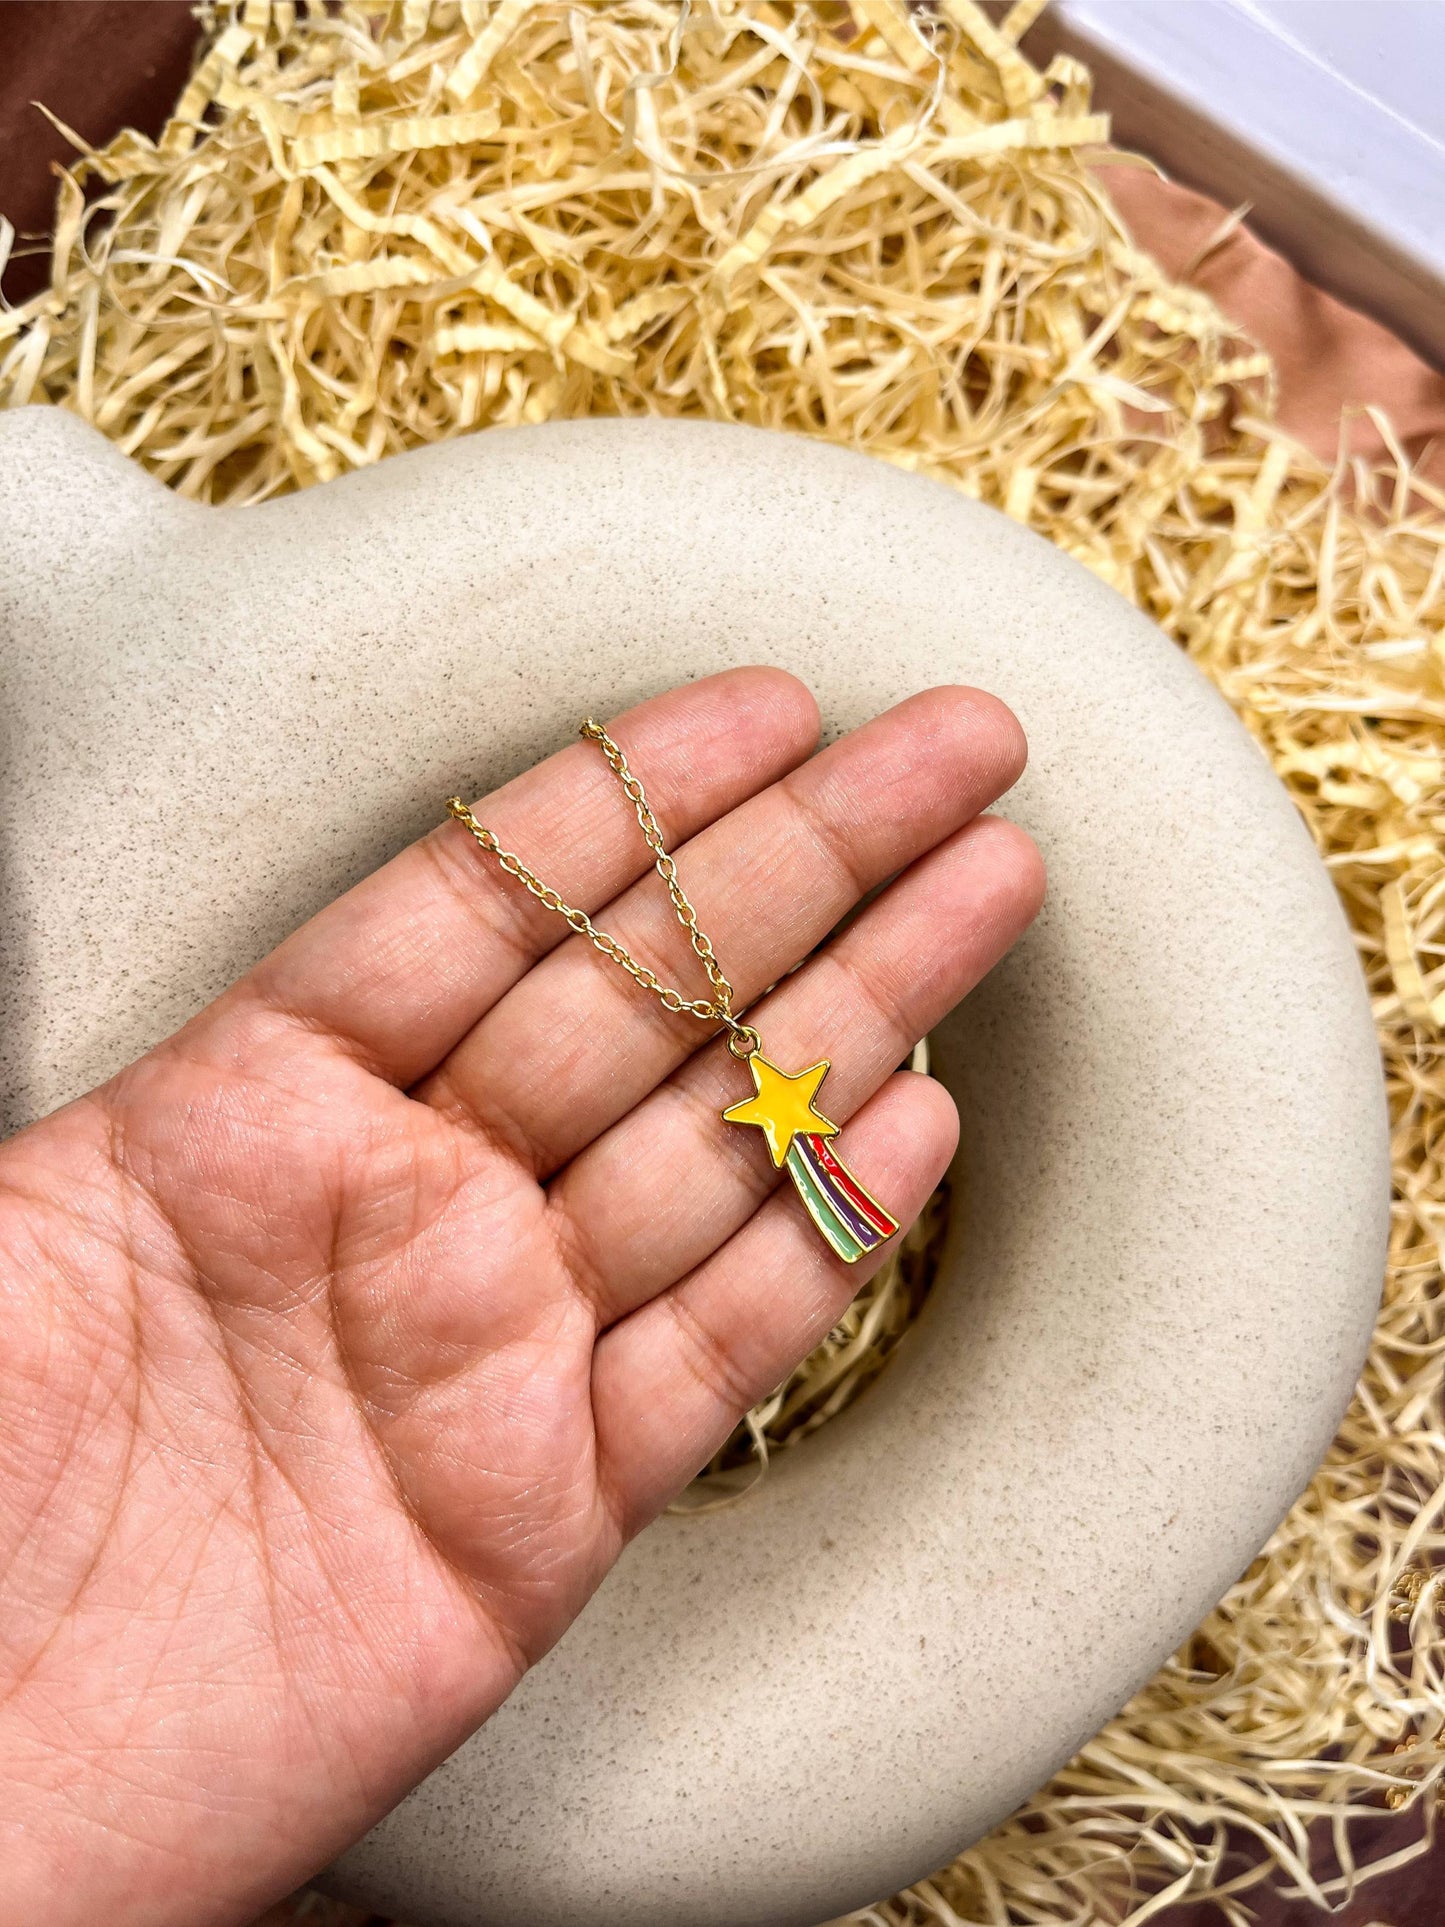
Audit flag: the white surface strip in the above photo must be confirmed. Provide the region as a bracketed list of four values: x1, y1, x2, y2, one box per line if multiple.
[1029, 0, 1445, 367]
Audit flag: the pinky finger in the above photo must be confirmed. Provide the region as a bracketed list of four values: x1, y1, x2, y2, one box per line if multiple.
[590, 1070, 960, 1533]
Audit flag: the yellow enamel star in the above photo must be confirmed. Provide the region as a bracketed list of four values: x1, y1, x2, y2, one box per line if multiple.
[721, 1052, 839, 1167]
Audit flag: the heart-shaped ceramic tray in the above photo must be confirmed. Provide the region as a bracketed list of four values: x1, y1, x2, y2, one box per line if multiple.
[0, 409, 1387, 1927]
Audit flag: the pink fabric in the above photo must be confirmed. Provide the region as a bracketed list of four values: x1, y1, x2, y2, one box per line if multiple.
[1098, 163, 1445, 483]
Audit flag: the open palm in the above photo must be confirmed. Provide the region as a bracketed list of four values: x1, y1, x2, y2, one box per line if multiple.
[0, 669, 1041, 1927]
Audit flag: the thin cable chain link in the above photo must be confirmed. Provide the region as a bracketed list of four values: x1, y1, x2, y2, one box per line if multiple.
[446, 720, 757, 1047]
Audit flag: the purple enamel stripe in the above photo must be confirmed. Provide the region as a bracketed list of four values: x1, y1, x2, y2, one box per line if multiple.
[797, 1135, 886, 1247]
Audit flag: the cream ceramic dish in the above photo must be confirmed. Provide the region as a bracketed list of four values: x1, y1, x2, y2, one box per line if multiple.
[0, 409, 1387, 1927]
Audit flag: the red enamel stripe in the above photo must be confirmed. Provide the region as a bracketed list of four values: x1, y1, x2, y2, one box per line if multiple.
[804, 1133, 899, 1236]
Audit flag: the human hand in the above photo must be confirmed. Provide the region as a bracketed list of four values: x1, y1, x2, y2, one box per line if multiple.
[0, 669, 1043, 1926]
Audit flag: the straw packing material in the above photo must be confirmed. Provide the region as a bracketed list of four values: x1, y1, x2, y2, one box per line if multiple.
[3, 3, 1443, 1922]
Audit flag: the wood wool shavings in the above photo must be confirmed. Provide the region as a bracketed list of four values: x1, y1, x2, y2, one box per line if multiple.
[3, 2, 1443, 1922]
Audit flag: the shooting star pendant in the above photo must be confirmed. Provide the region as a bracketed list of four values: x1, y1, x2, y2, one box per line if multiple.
[721, 1051, 899, 1265]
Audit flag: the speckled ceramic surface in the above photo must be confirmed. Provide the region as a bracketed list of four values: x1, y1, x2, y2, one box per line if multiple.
[0, 409, 1387, 1927]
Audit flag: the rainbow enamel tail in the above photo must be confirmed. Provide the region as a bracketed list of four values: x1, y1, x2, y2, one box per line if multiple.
[784, 1131, 900, 1265]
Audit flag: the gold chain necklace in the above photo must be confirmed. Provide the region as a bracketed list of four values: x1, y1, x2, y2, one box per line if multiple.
[446, 720, 898, 1264]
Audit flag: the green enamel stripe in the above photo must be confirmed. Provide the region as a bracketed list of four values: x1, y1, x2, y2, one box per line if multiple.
[785, 1142, 865, 1262]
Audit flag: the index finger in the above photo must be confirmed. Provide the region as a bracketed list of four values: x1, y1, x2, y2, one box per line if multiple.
[222, 668, 821, 1087]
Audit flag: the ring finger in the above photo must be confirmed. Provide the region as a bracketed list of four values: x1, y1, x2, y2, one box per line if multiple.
[547, 809, 1043, 1327]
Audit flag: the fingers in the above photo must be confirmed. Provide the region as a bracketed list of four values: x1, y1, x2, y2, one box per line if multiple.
[547, 811, 1043, 1326]
[589, 1070, 960, 1532]
[418, 686, 1026, 1173]
[223, 669, 820, 1086]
